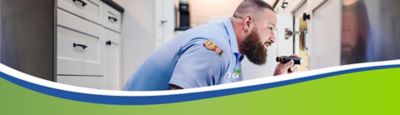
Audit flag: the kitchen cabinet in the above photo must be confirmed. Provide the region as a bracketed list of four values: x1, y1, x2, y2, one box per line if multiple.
[242, 0, 341, 78]
[0, 0, 123, 89]
[56, 0, 124, 90]
[273, 0, 341, 71]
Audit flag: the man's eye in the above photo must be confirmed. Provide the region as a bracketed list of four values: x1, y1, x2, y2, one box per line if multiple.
[268, 27, 274, 31]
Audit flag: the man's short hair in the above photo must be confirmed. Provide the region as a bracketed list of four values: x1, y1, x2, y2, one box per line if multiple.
[233, 0, 274, 18]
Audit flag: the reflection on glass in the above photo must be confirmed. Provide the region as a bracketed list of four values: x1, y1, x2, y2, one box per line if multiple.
[341, 0, 369, 64]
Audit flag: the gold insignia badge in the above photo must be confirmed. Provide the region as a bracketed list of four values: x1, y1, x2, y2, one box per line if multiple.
[203, 40, 223, 56]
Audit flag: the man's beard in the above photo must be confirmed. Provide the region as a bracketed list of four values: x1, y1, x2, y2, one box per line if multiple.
[241, 30, 268, 65]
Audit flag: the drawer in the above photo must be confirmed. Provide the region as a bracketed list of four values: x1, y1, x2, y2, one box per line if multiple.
[103, 4, 122, 32]
[57, 26, 103, 75]
[58, 0, 103, 24]
[58, 9, 103, 37]
[57, 9, 104, 75]
[57, 76, 104, 89]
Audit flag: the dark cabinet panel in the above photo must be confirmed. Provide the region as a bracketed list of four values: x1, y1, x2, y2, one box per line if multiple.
[0, 0, 55, 81]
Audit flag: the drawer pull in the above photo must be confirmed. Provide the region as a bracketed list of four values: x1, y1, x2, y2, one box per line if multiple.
[303, 13, 311, 21]
[105, 40, 112, 46]
[108, 16, 118, 22]
[73, 43, 88, 49]
[72, 0, 87, 7]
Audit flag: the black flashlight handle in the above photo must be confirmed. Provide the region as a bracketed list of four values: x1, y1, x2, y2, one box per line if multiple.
[276, 56, 301, 65]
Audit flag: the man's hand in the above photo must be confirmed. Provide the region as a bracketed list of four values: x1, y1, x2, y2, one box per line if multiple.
[274, 55, 299, 75]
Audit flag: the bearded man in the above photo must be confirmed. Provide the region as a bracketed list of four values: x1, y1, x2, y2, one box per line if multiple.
[124, 0, 296, 91]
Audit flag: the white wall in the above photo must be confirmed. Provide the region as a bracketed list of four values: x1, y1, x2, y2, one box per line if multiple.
[113, 0, 157, 88]
[188, 0, 242, 26]
[188, 0, 277, 26]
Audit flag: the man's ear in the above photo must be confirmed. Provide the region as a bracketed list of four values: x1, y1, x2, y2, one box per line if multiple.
[242, 16, 254, 33]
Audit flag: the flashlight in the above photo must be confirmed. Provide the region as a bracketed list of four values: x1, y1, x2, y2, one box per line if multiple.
[276, 56, 301, 65]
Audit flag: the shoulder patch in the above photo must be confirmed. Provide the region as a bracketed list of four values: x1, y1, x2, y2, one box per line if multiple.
[203, 40, 223, 56]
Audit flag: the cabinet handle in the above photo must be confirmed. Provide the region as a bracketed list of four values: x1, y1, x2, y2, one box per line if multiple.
[105, 40, 112, 46]
[73, 0, 87, 7]
[73, 43, 88, 49]
[161, 19, 168, 24]
[281, 1, 288, 9]
[108, 16, 118, 22]
[303, 13, 310, 21]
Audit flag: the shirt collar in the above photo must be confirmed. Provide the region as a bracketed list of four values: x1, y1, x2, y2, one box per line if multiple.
[223, 18, 243, 62]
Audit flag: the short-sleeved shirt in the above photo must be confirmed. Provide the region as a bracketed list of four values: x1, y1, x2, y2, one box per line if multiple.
[124, 18, 244, 91]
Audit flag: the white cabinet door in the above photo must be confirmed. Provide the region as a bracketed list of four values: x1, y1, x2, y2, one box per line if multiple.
[292, 0, 308, 56]
[57, 9, 103, 76]
[292, 0, 311, 71]
[276, 1, 295, 56]
[155, 0, 175, 49]
[103, 29, 121, 90]
[57, 75, 104, 89]
[309, 0, 341, 69]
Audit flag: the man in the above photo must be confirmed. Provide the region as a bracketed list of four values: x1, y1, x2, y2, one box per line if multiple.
[124, 0, 296, 91]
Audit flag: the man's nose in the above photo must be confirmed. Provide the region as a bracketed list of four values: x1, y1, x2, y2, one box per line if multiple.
[270, 33, 276, 44]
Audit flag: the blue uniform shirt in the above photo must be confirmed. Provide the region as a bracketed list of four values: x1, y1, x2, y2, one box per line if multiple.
[124, 18, 244, 91]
